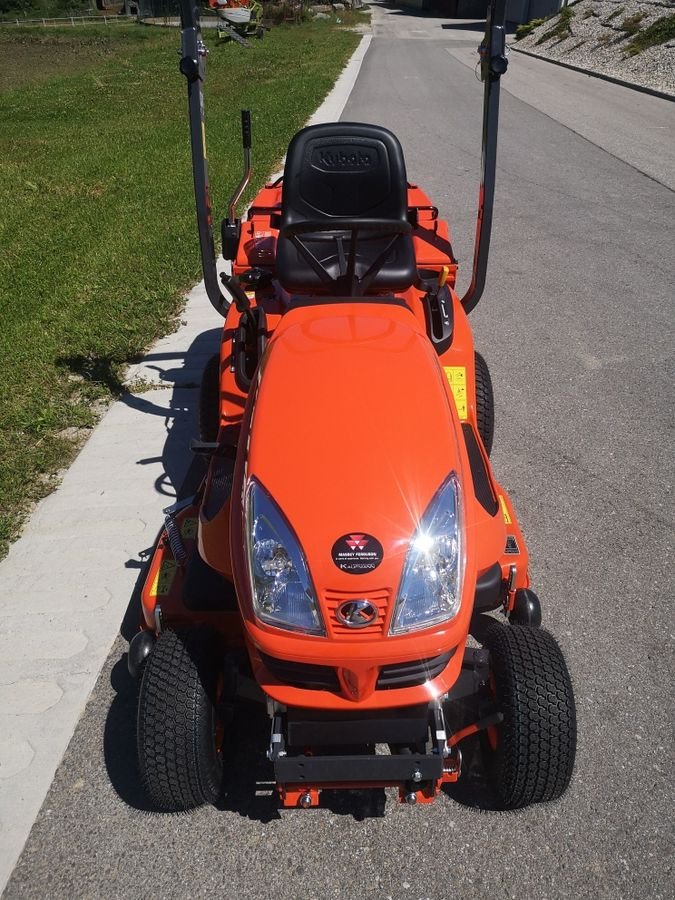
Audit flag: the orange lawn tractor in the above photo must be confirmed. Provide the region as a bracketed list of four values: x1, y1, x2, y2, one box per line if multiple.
[129, 0, 577, 813]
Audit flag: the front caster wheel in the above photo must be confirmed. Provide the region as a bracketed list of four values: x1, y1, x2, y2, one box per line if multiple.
[137, 628, 224, 811]
[483, 622, 576, 809]
[508, 588, 542, 627]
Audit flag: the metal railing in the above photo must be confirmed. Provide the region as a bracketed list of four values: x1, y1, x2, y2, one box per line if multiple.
[0, 13, 137, 25]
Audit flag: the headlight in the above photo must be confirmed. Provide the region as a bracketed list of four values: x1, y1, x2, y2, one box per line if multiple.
[246, 479, 325, 635]
[390, 474, 464, 635]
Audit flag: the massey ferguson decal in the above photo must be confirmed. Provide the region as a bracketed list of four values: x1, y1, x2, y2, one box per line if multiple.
[331, 533, 384, 574]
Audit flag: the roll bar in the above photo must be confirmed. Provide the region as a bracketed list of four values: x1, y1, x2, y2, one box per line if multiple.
[178, 0, 231, 316]
[461, 0, 509, 314]
[178, 0, 507, 316]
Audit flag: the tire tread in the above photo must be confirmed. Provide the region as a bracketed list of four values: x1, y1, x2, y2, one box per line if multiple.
[137, 628, 222, 812]
[484, 623, 576, 808]
[474, 351, 494, 455]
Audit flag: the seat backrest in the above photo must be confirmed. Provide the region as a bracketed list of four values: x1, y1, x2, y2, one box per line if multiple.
[282, 122, 409, 224]
[276, 122, 416, 295]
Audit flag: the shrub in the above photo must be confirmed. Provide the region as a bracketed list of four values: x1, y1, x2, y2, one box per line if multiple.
[515, 16, 545, 39]
[619, 12, 645, 35]
[625, 12, 675, 54]
[536, 5, 575, 44]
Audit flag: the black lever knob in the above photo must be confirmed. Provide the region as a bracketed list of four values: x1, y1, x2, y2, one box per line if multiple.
[241, 110, 252, 149]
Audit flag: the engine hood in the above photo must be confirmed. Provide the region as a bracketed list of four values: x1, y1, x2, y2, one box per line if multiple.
[243, 303, 467, 603]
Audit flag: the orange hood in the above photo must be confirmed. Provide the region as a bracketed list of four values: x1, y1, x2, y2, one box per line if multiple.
[245, 302, 467, 602]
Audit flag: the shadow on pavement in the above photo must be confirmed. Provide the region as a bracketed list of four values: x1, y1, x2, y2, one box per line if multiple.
[104, 327, 218, 810]
[122, 326, 219, 498]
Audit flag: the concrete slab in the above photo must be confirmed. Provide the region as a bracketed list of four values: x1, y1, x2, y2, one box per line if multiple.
[0, 33, 371, 895]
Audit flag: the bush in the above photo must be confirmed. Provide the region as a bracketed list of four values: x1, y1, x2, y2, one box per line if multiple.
[515, 16, 545, 40]
[625, 12, 675, 55]
[619, 12, 645, 35]
[536, 5, 574, 44]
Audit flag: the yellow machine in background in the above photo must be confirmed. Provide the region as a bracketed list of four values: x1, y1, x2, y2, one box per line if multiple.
[208, 0, 264, 45]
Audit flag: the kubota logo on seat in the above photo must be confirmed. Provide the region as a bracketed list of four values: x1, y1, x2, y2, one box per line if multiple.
[312, 146, 374, 172]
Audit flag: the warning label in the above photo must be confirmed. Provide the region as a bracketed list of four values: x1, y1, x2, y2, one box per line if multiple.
[444, 366, 468, 420]
[150, 559, 178, 598]
[499, 495, 512, 525]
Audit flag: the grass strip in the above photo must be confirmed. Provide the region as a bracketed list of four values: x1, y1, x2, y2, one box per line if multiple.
[0, 19, 361, 555]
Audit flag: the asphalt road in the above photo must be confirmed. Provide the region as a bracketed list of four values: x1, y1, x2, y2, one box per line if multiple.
[6, 6, 674, 899]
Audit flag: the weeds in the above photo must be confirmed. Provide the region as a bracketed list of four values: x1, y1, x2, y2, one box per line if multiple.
[604, 6, 625, 23]
[618, 12, 645, 35]
[625, 12, 675, 54]
[536, 5, 575, 44]
[515, 16, 546, 39]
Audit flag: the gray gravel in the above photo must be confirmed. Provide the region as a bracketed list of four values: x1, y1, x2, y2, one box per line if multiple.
[516, 0, 675, 96]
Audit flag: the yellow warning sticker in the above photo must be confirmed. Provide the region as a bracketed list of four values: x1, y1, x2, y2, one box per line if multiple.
[157, 559, 178, 597]
[444, 366, 468, 420]
[181, 517, 198, 540]
[499, 495, 512, 525]
[148, 569, 160, 599]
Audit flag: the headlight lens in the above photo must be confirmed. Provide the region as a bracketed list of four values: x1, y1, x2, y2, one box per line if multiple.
[246, 479, 324, 635]
[390, 474, 464, 635]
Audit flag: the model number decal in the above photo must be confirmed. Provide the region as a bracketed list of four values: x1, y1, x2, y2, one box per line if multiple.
[331, 533, 384, 574]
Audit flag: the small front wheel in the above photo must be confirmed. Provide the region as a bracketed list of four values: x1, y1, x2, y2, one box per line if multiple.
[137, 628, 224, 811]
[483, 622, 576, 809]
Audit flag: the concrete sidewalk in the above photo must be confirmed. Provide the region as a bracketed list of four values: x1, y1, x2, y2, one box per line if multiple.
[0, 33, 371, 894]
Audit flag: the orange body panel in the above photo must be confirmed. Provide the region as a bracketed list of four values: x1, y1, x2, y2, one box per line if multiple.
[141, 180, 531, 717]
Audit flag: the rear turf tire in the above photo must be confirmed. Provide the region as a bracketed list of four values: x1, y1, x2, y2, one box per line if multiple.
[474, 351, 494, 456]
[199, 353, 221, 443]
[483, 622, 576, 809]
[137, 628, 224, 811]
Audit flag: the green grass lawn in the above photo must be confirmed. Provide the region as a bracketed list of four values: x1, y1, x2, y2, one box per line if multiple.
[0, 19, 362, 556]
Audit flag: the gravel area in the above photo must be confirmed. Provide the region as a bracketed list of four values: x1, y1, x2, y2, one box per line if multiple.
[515, 0, 675, 97]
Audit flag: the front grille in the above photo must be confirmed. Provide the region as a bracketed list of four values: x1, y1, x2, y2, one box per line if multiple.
[324, 588, 390, 638]
[259, 652, 340, 691]
[376, 649, 454, 689]
[260, 648, 454, 694]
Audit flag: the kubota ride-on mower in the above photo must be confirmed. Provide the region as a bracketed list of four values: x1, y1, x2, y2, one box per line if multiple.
[130, 0, 577, 813]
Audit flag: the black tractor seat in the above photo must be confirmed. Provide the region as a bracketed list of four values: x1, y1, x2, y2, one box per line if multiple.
[276, 123, 417, 297]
